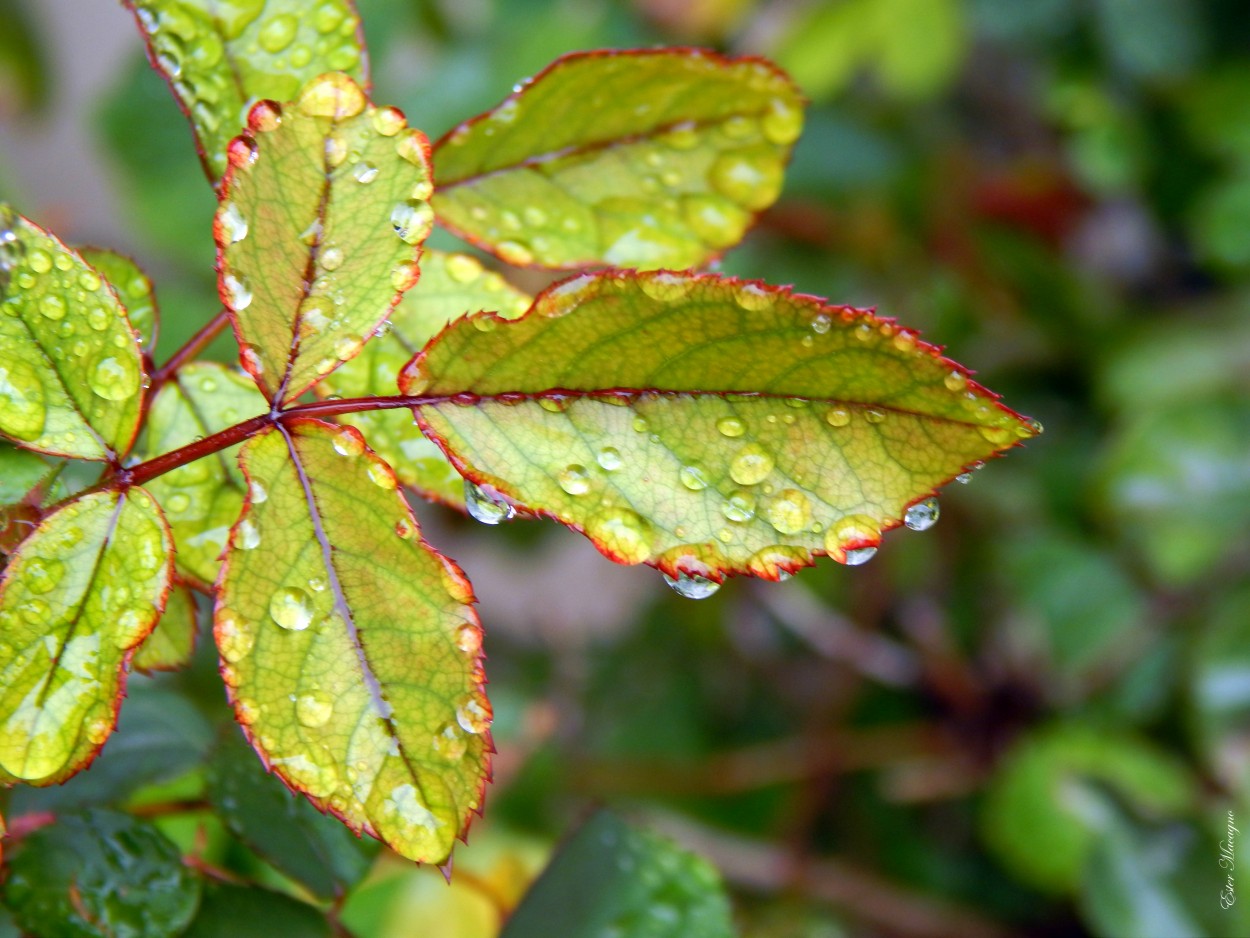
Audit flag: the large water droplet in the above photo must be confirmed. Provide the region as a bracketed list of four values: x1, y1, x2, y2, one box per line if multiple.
[558, 464, 590, 495]
[464, 481, 515, 524]
[218, 202, 249, 243]
[663, 572, 720, 600]
[217, 610, 255, 662]
[596, 446, 623, 471]
[269, 586, 313, 631]
[332, 428, 364, 457]
[320, 246, 344, 271]
[0, 360, 47, 441]
[716, 416, 746, 438]
[585, 507, 652, 565]
[88, 352, 140, 402]
[23, 558, 64, 595]
[298, 73, 366, 119]
[258, 13, 298, 52]
[234, 518, 261, 550]
[296, 690, 334, 728]
[708, 148, 782, 210]
[456, 694, 491, 735]
[763, 489, 812, 534]
[904, 498, 940, 531]
[391, 200, 434, 245]
[762, 97, 803, 145]
[722, 490, 756, 522]
[224, 272, 252, 311]
[679, 463, 710, 491]
[730, 443, 774, 486]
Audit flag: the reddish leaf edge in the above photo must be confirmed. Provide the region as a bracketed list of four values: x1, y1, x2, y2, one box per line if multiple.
[402, 268, 1042, 581]
[132, 578, 198, 676]
[0, 487, 175, 786]
[430, 47, 806, 272]
[0, 209, 148, 464]
[119, 0, 373, 188]
[215, 89, 430, 405]
[212, 417, 493, 864]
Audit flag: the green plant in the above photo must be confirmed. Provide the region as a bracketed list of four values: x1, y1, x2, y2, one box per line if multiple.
[0, 1, 1039, 934]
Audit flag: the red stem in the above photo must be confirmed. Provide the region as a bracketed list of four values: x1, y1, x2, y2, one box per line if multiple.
[148, 309, 231, 393]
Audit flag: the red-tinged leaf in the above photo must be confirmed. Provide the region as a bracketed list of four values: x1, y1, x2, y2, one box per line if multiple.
[0, 488, 174, 784]
[217, 73, 434, 404]
[0, 207, 146, 461]
[124, 0, 368, 183]
[78, 247, 159, 354]
[316, 249, 531, 507]
[400, 270, 1041, 581]
[432, 49, 804, 270]
[132, 582, 197, 674]
[215, 419, 490, 864]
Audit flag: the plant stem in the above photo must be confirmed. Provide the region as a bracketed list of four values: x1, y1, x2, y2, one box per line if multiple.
[148, 309, 232, 393]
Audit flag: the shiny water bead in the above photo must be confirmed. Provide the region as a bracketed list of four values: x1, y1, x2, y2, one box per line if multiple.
[904, 498, 940, 531]
[464, 481, 515, 524]
[730, 443, 774, 485]
[716, 416, 746, 438]
[596, 446, 623, 471]
[663, 572, 720, 600]
[269, 586, 313, 631]
[585, 507, 652, 565]
[679, 463, 710, 491]
[558, 464, 590, 495]
[722, 491, 756, 523]
[763, 489, 812, 535]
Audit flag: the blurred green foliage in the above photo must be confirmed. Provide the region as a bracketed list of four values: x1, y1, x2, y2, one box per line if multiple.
[2, 0, 1250, 935]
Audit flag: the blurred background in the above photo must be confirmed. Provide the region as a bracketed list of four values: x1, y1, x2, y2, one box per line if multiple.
[2, 0, 1250, 935]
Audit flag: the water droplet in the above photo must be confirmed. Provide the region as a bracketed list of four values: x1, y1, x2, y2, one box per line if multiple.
[893, 330, 917, 352]
[395, 131, 428, 167]
[708, 148, 782, 210]
[320, 246, 344, 271]
[843, 546, 877, 565]
[39, 296, 65, 321]
[730, 443, 774, 486]
[679, 463, 710, 491]
[639, 271, 692, 303]
[496, 240, 534, 266]
[597, 446, 623, 471]
[538, 396, 570, 413]
[298, 73, 366, 119]
[904, 498, 940, 531]
[352, 161, 378, 184]
[308, 576, 327, 592]
[217, 610, 255, 662]
[269, 586, 313, 631]
[234, 518, 261, 550]
[248, 479, 268, 504]
[811, 313, 832, 334]
[456, 694, 491, 734]
[333, 428, 364, 456]
[216, 201, 249, 244]
[391, 200, 434, 245]
[371, 106, 405, 136]
[825, 515, 880, 565]
[88, 352, 140, 401]
[585, 507, 652, 565]
[722, 490, 756, 522]
[23, 558, 63, 595]
[558, 464, 590, 495]
[228, 135, 260, 167]
[367, 457, 397, 489]
[944, 370, 967, 392]
[762, 97, 803, 145]
[248, 99, 283, 132]
[826, 407, 851, 428]
[167, 492, 191, 514]
[663, 572, 720, 600]
[956, 461, 984, 484]
[27, 250, 51, 274]
[716, 416, 746, 438]
[432, 723, 468, 760]
[296, 690, 334, 728]
[455, 622, 481, 655]
[735, 282, 770, 311]
[464, 481, 515, 524]
[763, 489, 812, 534]
[258, 12, 298, 52]
[864, 408, 886, 425]
[1022, 417, 1044, 436]
[78, 270, 102, 292]
[632, 415, 648, 433]
[681, 193, 749, 248]
[0, 360, 47, 441]
[223, 272, 252, 311]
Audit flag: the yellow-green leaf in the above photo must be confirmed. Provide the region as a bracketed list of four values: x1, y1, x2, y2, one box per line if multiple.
[401, 270, 1041, 579]
[133, 583, 197, 674]
[0, 208, 146, 461]
[0, 488, 173, 784]
[432, 49, 804, 270]
[318, 249, 530, 506]
[218, 73, 433, 404]
[124, 0, 368, 183]
[135, 362, 269, 587]
[215, 419, 489, 864]
[78, 247, 159, 354]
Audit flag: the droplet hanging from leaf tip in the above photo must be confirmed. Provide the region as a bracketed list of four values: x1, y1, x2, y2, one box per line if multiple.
[663, 572, 720, 600]
[904, 498, 940, 531]
[464, 481, 515, 524]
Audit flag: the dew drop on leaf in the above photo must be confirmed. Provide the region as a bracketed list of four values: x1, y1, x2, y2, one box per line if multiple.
[332, 428, 364, 457]
[730, 443, 774, 485]
[269, 586, 313, 631]
[218, 202, 249, 243]
[455, 694, 491, 735]
[223, 272, 253, 311]
[722, 490, 756, 522]
[763, 489, 812, 535]
[464, 481, 515, 524]
[679, 463, 710, 491]
[826, 407, 851, 428]
[88, 353, 140, 402]
[558, 464, 590, 495]
[842, 546, 877, 566]
[596, 446, 623, 471]
[371, 106, 405, 137]
[234, 518, 261, 550]
[295, 690, 334, 728]
[716, 415, 746, 438]
[0, 360, 48, 441]
[662, 572, 720, 600]
[391, 200, 434, 245]
[904, 497, 940, 531]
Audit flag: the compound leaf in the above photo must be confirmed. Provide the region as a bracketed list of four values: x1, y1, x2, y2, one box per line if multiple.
[401, 270, 1041, 579]
[2, 808, 200, 938]
[0, 488, 173, 785]
[124, 0, 368, 183]
[78, 247, 159, 354]
[432, 49, 804, 271]
[215, 419, 490, 864]
[133, 582, 197, 673]
[501, 810, 733, 938]
[0, 208, 146, 461]
[135, 361, 268, 587]
[318, 249, 530, 506]
[217, 73, 433, 404]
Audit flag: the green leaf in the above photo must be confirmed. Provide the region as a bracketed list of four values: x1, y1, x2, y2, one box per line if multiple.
[1190, 585, 1250, 790]
[0, 488, 173, 784]
[135, 361, 268, 587]
[0, 439, 53, 506]
[0, 208, 146, 460]
[215, 419, 490, 864]
[123, 0, 367, 183]
[0, 0, 49, 115]
[133, 583, 197, 673]
[2, 808, 200, 938]
[183, 883, 330, 938]
[981, 723, 1196, 894]
[318, 249, 530, 506]
[78, 247, 159, 354]
[401, 270, 1039, 579]
[500, 810, 734, 938]
[432, 50, 804, 270]
[9, 685, 213, 813]
[207, 726, 379, 899]
[217, 73, 433, 403]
